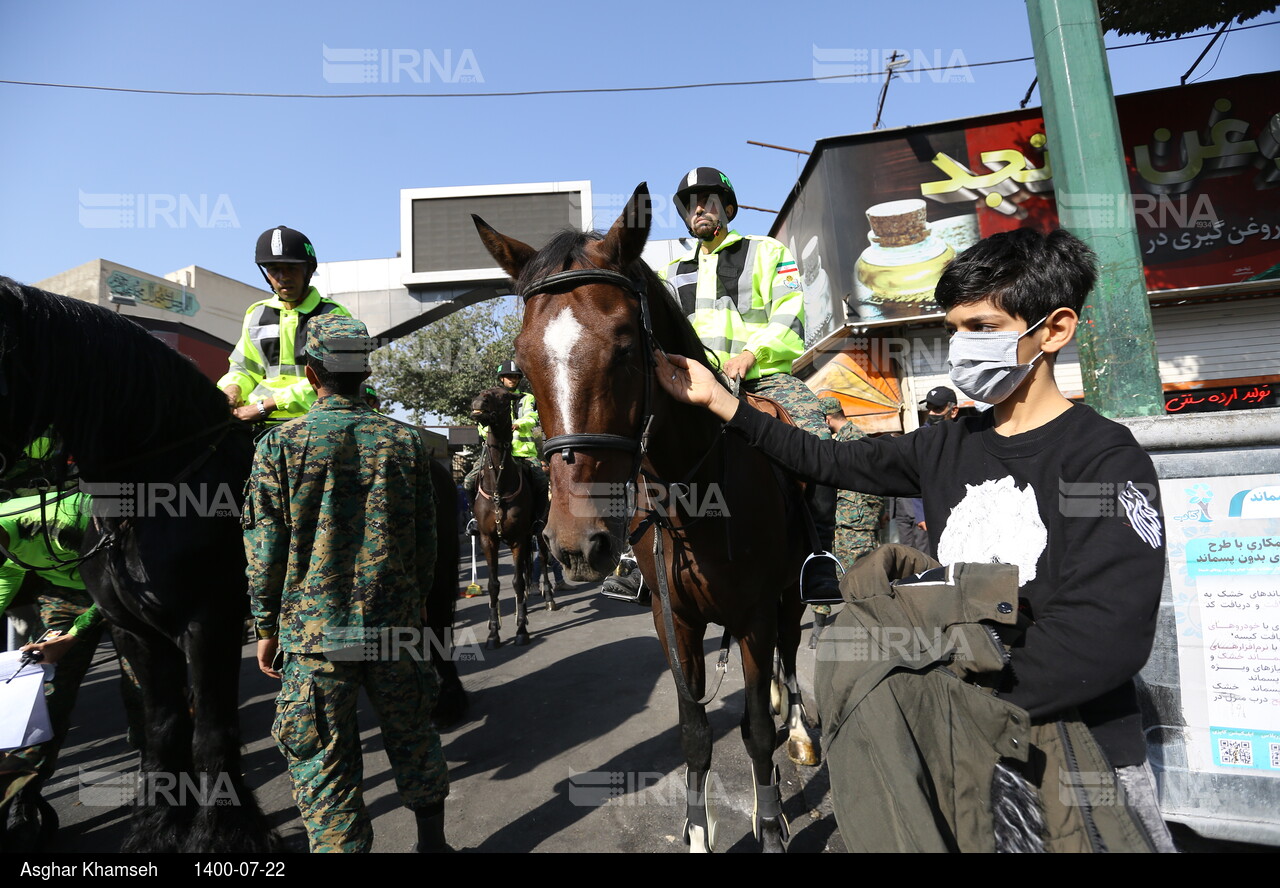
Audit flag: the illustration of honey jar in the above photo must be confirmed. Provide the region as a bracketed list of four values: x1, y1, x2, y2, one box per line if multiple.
[854, 199, 955, 308]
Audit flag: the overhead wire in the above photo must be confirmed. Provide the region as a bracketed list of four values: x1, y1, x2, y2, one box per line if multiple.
[0, 20, 1276, 100]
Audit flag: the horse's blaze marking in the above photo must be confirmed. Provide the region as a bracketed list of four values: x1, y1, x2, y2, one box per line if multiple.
[543, 307, 584, 432]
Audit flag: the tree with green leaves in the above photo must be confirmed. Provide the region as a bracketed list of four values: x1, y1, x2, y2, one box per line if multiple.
[1097, 0, 1276, 39]
[370, 299, 524, 424]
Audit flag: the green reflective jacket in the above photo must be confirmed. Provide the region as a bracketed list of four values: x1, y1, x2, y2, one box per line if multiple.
[0, 493, 101, 635]
[477, 392, 539, 460]
[662, 231, 806, 380]
[218, 287, 353, 421]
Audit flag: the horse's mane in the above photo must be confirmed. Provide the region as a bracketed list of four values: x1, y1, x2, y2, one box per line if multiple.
[516, 230, 714, 371]
[0, 276, 233, 467]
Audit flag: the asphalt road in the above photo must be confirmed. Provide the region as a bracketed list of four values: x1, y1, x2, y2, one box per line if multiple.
[31, 539, 844, 854]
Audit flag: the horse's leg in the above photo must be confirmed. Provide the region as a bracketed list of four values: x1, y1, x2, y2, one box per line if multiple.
[538, 531, 559, 612]
[655, 609, 715, 852]
[482, 532, 502, 649]
[109, 623, 196, 853]
[739, 621, 790, 853]
[511, 538, 531, 646]
[777, 589, 818, 767]
[184, 609, 280, 852]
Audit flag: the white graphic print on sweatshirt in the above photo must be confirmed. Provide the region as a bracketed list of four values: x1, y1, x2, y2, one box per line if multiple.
[936, 476, 1047, 587]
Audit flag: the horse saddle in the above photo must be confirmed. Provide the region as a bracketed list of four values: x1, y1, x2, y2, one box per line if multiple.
[743, 391, 798, 427]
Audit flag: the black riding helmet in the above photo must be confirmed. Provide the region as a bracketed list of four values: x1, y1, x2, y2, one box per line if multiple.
[254, 225, 317, 295]
[673, 167, 738, 234]
[496, 360, 522, 379]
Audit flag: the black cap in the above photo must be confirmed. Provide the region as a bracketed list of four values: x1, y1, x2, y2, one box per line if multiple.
[920, 386, 957, 410]
[497, 360, 522, 379]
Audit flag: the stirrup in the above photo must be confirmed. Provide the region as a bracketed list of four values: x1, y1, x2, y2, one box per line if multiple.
[799, 551, 844, 605]
[601, 570, 648, 606]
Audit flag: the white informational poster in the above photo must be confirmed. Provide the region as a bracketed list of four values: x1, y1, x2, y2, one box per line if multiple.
[1161, 473, 1280, 775]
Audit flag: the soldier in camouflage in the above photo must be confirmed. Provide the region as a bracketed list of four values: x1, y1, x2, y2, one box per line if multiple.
[243, 313, 450, 853]
[820, 397, 886, 569]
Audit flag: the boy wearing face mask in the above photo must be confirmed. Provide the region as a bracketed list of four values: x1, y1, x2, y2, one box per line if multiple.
[655, 227, 1172, 851]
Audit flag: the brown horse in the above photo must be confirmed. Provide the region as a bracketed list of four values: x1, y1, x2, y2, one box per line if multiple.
[473, 184, 818, 853]
[469, 387, 556, 648]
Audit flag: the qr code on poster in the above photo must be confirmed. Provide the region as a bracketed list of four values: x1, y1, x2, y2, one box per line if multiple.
[1218, 739, 1253, 766]
[1271, 743, 1280, 768]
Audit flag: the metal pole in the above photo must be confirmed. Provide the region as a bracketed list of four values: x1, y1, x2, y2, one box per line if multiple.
[1026, 0, 1163, 418]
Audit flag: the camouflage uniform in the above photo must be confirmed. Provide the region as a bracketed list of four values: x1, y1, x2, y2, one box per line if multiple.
[831, 421, 886, 569]
[243, 314, 447, 854]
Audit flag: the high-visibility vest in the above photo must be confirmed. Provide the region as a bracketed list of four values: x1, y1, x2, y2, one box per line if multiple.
[662, 231, 806, 380]
[218, 287, 352, 420]
[477, 392, 539, 460]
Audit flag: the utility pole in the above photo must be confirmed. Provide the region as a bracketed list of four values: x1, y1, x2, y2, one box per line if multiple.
[873, 51, 908, 130]
[1026, 0, 1163, 418]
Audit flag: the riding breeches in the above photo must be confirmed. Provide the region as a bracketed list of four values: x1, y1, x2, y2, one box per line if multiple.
[272, 652, 449, 853]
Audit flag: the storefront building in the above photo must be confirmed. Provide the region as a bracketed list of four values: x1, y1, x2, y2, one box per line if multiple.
[774, 71, 1280, 430]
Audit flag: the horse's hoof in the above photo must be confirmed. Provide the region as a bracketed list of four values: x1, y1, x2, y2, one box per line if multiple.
[786, 737, 819, 767]
[514, 632, 530, 646]
[545, 600, 560, 612]
[485, 636, 502, 650]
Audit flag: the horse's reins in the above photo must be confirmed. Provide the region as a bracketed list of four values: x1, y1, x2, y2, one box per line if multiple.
[520, 267, 731, 706]
[476, 434, 525, 533]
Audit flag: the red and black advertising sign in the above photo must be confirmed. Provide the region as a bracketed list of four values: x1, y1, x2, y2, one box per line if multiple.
[774, 71, 1280, 334]
[1164, 381, 1279, 415]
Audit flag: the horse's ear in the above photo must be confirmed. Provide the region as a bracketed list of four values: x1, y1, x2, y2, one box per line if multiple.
[473, 215, 537, 281]
[598, 183, 652, 270]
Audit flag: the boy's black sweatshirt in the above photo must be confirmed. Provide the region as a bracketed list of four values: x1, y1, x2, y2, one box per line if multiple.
[729, 401, 1165, 766]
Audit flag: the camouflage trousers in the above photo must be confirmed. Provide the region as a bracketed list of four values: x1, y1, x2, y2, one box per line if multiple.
[834, 531, 879, 572]
[0, 585, 142, 813]
[744, 372, 830, 441]
[273, 653, 449, 853]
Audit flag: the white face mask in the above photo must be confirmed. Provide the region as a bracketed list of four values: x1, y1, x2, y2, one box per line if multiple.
[947, 315, 1047, 409]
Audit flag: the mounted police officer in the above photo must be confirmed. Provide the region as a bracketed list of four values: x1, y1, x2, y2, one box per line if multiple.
[464, 362, 548, 526]
[220, 225, 353, 424]
[662, 167, 841, 601]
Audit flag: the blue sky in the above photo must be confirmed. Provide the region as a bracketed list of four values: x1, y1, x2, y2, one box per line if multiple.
[2, 0, 1277, 288]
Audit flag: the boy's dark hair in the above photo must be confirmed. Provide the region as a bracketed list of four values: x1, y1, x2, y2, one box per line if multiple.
[934, 228, 1098, 320]
[306, 355, 366, 398]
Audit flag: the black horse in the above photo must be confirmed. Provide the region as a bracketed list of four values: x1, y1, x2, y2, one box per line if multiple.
[0, 277, 465, 849]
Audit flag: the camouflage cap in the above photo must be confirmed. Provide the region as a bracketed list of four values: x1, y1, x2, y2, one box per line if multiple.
[818, 396, 844, 417]
[305, 314, 373, 373]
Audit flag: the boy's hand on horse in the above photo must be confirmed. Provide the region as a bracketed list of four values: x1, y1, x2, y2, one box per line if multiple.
[654, 351, 740, 423]
[257, 637, 282, 679]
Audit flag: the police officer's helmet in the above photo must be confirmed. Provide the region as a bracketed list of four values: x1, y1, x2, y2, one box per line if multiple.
[255, 226, 317, 266]
[673, 167, 738, 222]
[497, 360, 523, 379]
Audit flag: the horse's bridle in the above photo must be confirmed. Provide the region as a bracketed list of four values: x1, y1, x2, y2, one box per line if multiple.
[519, 268, 657, 516]
[520, 267, 733, 706]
